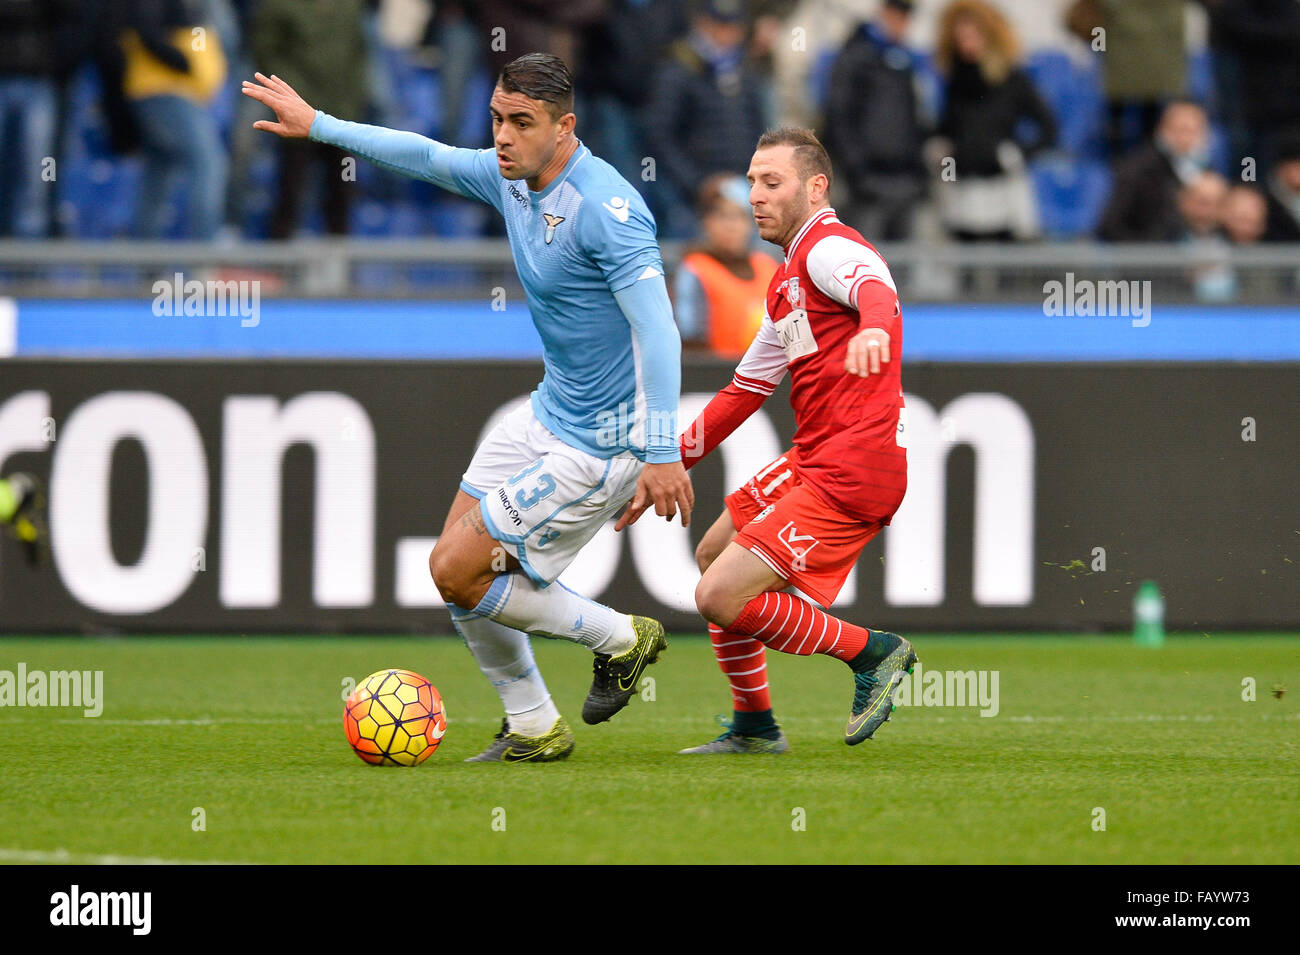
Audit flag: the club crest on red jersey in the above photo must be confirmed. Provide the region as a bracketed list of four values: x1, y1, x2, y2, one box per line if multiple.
[782, 276, 804, 309]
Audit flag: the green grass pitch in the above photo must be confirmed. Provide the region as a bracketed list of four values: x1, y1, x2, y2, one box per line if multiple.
[0, 634, 1295, 864]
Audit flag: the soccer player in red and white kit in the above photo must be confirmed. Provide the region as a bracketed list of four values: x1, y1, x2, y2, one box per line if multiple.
[618, 127, 917, 752]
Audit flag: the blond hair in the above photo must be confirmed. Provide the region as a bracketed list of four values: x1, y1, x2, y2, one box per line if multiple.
[936, 0, 1021, 85]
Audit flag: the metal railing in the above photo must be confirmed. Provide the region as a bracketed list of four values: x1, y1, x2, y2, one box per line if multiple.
[0, 239, 1296, 304]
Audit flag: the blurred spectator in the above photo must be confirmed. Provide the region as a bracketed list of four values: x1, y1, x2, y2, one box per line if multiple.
[578, 0, 688, 188]
[1208, 0, 1300, 173]
[672, 174, 777, 357]
[0, 0, 80, 237]
[1096, 0, 1187, 157]
[221, 0, 264, 237]
[645, 0, 769, 238]
[1178, 170, 1228, 238]
[419, 3, 484, 145]
[120, 0, 230, 239]
[1262, 129, 1300, 241]
[931, 0, 1056, 242]
[770, 0, 861, 128]
[252, 0, 367, 238]
[361, 0, 403, 131]
[1220, 184, 1267, 244]
[823, 0, 926, 241]
[1201, 0, 1248, 174]
[740, 0, 796, 126]
[1177, 170, 1235, 299]
[477, 0, 608, 77]
[1097, 99, 1210, 241]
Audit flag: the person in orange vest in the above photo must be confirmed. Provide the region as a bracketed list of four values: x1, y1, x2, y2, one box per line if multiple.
[673, 174, 778, 358]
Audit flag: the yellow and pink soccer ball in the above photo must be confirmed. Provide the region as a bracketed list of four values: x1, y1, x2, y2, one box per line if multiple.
[344, 669, 447, 766]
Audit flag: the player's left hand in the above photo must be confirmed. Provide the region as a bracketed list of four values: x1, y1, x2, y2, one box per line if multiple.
[845, 327, 891, 377]
[241, 72, 316, 138]
[614, 461, 694, 531]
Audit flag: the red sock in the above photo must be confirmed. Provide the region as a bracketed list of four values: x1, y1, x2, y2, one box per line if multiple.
[708, 623, 771, 712]
[729, 591, 868, 664]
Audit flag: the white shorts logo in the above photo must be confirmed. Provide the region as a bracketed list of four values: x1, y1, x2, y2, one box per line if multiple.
[778, 521, 818, 560]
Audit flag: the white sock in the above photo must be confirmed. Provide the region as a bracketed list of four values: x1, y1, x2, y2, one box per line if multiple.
[448, 606, 560, 736]
[472, 573, 636, 655]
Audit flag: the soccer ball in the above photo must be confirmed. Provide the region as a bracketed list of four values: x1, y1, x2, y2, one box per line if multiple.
[344, 669, 447, 766]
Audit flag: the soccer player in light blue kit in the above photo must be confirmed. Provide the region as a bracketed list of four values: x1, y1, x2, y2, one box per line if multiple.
[243, 54, 693, 761]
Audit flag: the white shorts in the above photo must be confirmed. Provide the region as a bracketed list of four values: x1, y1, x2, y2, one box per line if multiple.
[460, 400, 643, 586]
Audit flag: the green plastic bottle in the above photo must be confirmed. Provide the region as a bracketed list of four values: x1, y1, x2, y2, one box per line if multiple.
[1134, 580, 1165, 647]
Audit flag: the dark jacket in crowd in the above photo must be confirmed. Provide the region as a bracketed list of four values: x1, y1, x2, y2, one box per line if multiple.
[823, 21, 927, 199]
[644, 38, 769, 198]
[1263, 187, 1300, 241]
[252, 0, 367, 120]
[1211, 0, 1300, 133]
[477, 0, 608, 76]
[579, 0, 688, 107]
[1096, 142, 1186, 241]
[0, 0, 84, 78]
[939, 60, 1056, 178]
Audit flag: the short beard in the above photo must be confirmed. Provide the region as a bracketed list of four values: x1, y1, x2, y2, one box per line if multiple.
[778, 194, 812, 247]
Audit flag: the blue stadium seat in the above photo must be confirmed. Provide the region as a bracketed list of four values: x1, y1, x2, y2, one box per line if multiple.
[808, 46, 840, 112]
[1024, 49, 1106, 160]
[1187, 47, 1214, 110]
[1031, 156, 1112, 238]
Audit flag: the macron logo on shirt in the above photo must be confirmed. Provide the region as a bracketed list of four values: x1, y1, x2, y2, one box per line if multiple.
[602, 196, 631, 222]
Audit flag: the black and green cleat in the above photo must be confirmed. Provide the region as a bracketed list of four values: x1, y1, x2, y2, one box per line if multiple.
[465, 716, 576, 763]
[844, 631, 918, 745]
[678, 725, 790, 754]
[581, 615, 668, 725]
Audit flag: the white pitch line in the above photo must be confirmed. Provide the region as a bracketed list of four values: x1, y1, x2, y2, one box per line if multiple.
[0, 712, 1292, 728]
[0, 847, 251, 866]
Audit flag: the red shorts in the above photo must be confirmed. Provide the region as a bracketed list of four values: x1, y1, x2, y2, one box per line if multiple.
[726, 448, 884, 608]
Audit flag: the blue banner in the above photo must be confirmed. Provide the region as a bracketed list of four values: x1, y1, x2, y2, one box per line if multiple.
[8, 298, 1300, 361]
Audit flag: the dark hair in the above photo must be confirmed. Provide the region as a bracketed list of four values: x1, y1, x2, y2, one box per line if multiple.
[755, 127, 833, 185]
[497, 53, 575, 120]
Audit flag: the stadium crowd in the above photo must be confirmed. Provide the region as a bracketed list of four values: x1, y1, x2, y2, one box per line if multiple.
[1, 0, 1298, 254]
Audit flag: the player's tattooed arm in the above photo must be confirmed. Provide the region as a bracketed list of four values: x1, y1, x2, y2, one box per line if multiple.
[459, 506, 490, 537]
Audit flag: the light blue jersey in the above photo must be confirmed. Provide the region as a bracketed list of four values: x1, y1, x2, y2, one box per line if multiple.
[310, 113, 681, 463]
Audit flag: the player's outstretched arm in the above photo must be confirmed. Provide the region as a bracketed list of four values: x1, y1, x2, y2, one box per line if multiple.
[241, 72, 498, 205]
[675, 315, 789, 471]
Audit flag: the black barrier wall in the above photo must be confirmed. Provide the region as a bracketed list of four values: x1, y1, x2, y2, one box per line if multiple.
[0, 360, 1295, 632]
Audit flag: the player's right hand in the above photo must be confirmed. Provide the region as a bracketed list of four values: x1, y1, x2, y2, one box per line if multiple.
[241, 72, 316, 138]
[845, 327, 891, 377]
[614, 462, 694, 531]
